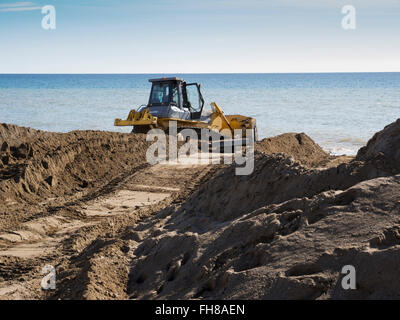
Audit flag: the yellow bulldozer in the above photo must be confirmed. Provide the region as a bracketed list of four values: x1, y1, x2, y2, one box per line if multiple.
[114, 77, 258, 143]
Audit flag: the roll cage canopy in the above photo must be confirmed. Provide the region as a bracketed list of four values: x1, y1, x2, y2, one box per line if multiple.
[147, 77, 205, 120]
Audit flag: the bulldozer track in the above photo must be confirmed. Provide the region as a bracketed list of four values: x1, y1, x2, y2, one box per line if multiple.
[0, 155, 221, 299]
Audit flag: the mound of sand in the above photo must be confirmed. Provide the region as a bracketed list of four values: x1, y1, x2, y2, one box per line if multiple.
[127, 174, 400, 299]
[0, 123, 150, 230]
[177, 144, 391, 223]
[356, 119, 400, 171]
[123, 119, 400, 299]
[256, 133, 331, 167]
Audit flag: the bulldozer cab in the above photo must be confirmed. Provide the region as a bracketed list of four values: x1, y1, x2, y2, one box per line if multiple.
[147, 77, 204, 120]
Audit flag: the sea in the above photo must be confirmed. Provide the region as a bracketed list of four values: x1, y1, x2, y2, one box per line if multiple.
[0, 73, 399, 155]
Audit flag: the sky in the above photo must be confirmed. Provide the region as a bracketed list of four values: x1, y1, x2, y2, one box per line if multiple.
[0, 0, 399, 73]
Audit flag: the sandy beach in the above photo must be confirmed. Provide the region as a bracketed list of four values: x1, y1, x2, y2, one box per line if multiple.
[0, 119, 400, 299]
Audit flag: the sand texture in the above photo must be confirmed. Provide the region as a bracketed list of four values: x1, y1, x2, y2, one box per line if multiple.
[1, 119, 400, 299]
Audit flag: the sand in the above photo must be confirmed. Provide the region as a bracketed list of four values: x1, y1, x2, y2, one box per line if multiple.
[1, 119, 400, 299]
[255, 132, 350, 167]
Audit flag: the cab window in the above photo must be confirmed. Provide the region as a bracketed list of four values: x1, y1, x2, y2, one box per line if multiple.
[149, 83, 170, 105]
[185, 84, 201, 112]
[171, 86, 179, 105]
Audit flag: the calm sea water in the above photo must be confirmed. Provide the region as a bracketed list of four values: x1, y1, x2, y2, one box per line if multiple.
[0, 73, 399, 155]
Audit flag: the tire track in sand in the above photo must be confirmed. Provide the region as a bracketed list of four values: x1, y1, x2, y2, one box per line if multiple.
[0, 154, 221, 299]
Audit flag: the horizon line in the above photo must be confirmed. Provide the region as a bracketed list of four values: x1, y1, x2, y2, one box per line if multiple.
[1, 71, 400, 75]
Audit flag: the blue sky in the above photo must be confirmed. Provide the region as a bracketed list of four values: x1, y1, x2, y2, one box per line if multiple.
[0, 0, 399, 73]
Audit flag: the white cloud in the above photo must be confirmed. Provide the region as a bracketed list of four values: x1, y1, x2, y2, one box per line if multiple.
[0, 2, 35, 8]
[0, 1, 41, 12]
[0, 6, 41, 11]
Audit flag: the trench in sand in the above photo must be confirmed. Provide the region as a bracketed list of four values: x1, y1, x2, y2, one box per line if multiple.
[0, 154, 217, 259]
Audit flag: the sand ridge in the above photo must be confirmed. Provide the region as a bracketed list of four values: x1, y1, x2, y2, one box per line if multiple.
[123, 119, 400, 299]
